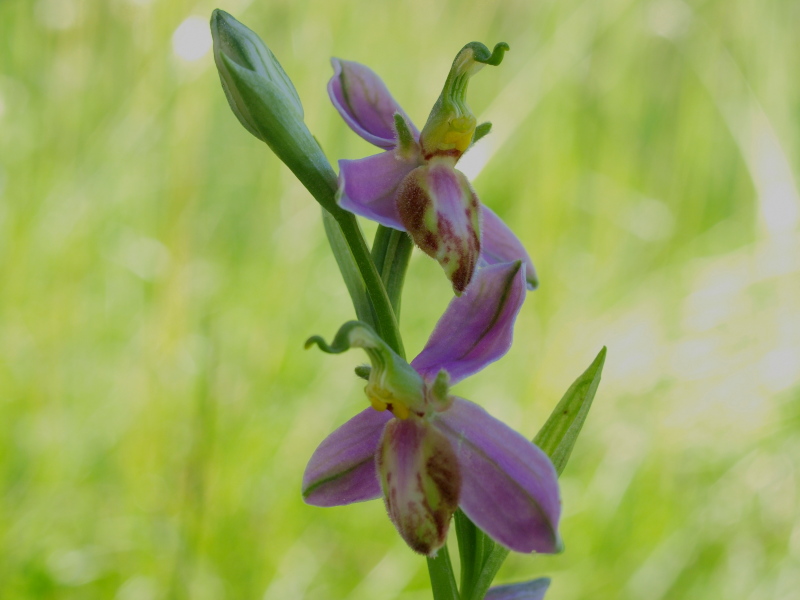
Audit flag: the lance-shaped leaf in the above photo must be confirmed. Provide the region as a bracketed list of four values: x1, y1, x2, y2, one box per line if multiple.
[485, 578, 550, 600]
[378, 418, 461, 556]
[533, 347, 607, 474]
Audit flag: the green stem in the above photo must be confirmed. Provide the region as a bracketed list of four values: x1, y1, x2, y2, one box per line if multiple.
[371, 225, 413, 320]
[455, 510, 495, 599]
[322, 209, 376, 327]
[282, 145, 404, 357]
[427, 546, 460, 600]
[333, 211, 404, 357]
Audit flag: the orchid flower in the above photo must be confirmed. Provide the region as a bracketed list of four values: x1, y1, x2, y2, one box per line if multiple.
[329, 43, 538, 294]
[302, 262, 560, 556]
[486, 578, 550, 600]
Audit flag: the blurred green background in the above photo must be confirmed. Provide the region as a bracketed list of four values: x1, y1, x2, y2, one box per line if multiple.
[1, 0, 799, 598]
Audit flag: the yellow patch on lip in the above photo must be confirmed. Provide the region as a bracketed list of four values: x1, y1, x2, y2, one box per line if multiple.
[391, 403, 411, 420]
[368, 394, 388, 412]
[367, 388, 412, 419]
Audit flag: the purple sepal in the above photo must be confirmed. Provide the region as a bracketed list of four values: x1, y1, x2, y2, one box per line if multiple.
[433, 398, 561, 553]
[485, 578, 551, 600]
[302, 407, 391, 506]
[337, 152, 418, 229]
[328, 58, 419, 150]
[480, 206, 538, 290]
[411, 261, 526, 386]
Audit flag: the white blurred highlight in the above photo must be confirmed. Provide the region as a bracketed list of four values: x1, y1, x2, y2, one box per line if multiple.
[35, 0, 80, 31]
[172, 16, 212, 62]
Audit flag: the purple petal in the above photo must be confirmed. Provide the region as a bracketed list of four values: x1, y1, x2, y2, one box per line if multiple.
[377, 418, 461, 555]
[411, 261, 526, 385]
[328, 58, 419, 150]
[433, 398, 561, 553]
[480, 206, 538, 290]
[338, 151, 418, 229]
[486, 578, 551, 600]
[396, 163, 481, 293]
[302, 407, 391, 507]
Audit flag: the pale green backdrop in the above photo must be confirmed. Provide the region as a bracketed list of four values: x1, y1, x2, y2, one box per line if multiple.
[1, 0, 798, 598]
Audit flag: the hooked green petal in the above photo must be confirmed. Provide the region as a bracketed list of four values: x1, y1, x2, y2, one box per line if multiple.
[306, 321, 426, 416]
[420, 41, 509, 160]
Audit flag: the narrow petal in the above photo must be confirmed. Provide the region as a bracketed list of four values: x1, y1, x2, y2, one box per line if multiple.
[302, 408, 391, 507]
[486, 578, 551, 600]
[411, 261, 526, 385]
[377, 418, 461, 555]
[480, 206, 538, 290]
[396, 162, 481, 293]
[328, 58, 419, 149]
[338, 152, 418, 229]
[433, 398, 561, 553]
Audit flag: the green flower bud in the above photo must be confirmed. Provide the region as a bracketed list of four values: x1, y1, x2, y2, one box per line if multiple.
[210, 10, 336, 200]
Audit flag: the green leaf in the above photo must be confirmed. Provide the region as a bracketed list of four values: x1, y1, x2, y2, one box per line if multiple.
[322, 209, 375, 326]
[533, 346, 607, 476]
[371, 226, 413, 319]
[455, 509, 495, 598]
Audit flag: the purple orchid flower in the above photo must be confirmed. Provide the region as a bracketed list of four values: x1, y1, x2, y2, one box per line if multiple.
[486, 578, 550, 600]
[302, 262, 560, 556]
[329, 43, 538, 294]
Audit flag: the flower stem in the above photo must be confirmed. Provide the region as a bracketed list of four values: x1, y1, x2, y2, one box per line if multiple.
[277, 141, 404, 357]
[371, 225, 413, 320]
[427, 546, 461, 600]
[333, 210, 404, 357]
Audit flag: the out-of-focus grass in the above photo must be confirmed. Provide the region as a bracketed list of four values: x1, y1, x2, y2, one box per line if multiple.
[1, 0, 798, 598]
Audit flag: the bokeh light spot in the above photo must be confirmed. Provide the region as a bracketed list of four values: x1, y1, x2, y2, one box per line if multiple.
[172, 16, 212, 62]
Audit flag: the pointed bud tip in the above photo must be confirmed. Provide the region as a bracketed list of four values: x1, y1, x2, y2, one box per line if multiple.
[210, 8, 231, 26]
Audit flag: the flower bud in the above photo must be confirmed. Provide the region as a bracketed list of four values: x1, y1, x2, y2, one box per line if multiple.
[211, 10, 336, 200]
[395, 161, 481, 294]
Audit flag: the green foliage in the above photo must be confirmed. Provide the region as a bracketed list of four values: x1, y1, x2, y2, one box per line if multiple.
[1, 1, 798, 599]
